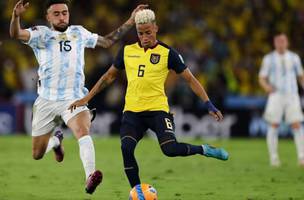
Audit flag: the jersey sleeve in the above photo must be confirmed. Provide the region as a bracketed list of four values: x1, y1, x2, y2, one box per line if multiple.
[168, 48, 187, 73]
[113, 47, 125, 70]
[79, 26, 98, 48]
[294, 54, 304, 76]
[23, 26, 45, 48]
[259, 55, 270, 78]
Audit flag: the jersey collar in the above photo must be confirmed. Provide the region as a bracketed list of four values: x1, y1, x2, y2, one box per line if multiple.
[138, 40, 159, 52]
[51, 26, 70, 34]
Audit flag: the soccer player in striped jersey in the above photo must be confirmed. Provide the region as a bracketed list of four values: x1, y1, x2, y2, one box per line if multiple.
[69, 9, 229, 188]
[259, 33, 304, 167]
[10, 0, 147, 194]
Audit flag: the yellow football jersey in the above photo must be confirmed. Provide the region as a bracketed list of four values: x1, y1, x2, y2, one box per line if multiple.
[114, 41, 186, 112]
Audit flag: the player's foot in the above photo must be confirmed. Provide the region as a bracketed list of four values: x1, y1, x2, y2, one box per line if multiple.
[202, 144, 229, 161]
[85, 170, 103, 194]
[270, 157, 281, 167]
[53, 130, 64, 162]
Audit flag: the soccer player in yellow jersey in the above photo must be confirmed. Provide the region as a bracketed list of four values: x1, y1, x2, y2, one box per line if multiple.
[69, 9, 229, 188]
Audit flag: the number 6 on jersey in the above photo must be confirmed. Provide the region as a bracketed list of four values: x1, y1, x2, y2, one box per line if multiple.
[165, 118, 173, 130]
[138, 65, 145, 77]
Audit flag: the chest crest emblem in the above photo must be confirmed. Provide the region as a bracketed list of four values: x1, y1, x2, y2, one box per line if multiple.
[58, 33, 68, 40]
[150, 53, 161, 64]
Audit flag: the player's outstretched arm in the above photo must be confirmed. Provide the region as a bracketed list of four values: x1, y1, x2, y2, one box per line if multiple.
[9, 0, 30, 41]
[96, 4, 148, 48]
[69, 65, 119, 112]
[180, 68, 223, 121]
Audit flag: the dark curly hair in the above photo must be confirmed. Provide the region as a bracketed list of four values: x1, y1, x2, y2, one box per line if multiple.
[45, 0, 70, 11]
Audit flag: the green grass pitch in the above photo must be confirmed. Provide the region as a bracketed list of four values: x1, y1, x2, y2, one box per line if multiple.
[0, 136, 304, 200]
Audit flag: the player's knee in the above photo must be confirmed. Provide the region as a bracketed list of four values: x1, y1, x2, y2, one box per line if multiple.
[291, 123, 301, 130]
[271, 124, 279, 129]
[75, 127, 90, 138]
[161, 143, 178, 157]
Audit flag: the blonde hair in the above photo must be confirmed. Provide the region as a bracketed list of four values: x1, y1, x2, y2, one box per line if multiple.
[135, 9, 156, 24]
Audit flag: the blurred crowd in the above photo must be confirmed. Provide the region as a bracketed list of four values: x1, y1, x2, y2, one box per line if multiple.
[1, 0, 304, 110]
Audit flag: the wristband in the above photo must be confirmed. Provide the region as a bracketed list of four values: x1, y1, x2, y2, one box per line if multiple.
[204, 101, 218, 113]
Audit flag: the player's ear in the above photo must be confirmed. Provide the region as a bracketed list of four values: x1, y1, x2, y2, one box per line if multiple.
[46, 13, 50, 23]
[154, 24, 159, 33]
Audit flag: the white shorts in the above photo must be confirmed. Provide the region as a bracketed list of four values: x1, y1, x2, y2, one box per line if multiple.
[263, 93, 304, 124]
[32, 96, 89, 136]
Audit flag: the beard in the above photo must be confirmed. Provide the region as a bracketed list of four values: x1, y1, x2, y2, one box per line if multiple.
[53, 23, 68, 32]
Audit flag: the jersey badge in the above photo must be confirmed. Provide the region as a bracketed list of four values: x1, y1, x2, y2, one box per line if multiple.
[150, 53, 160, 64]
[58, 33, 68, 40]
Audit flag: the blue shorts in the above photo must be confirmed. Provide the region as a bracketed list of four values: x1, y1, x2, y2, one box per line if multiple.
[120, 111, 176, 144]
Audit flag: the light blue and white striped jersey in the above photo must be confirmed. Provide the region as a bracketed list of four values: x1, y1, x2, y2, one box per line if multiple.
[24, 25, 98, 101]
[259, 50, 303, 94]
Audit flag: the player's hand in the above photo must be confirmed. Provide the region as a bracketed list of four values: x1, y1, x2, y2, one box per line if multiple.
[13, 0, 29, 18]
[265, 86, 275, 94]
[205, 101, 223, 121]
[68, 98, 88, 112]
[209, 110, 224, 122]
[128, 4, 149, 24]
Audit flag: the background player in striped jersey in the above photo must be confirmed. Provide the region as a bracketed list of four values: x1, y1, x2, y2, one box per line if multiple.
[69, 9, 229, 188]
[259, 33, 304, 167]
[9, 0, 147, 194]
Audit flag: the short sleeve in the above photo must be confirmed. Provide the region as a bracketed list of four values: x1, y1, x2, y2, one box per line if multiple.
[294, 54, 304, 76]
[23, 26, 45, 48]
[259, 55, 270, 78]
[79, 26, 98, 48]
[168, 48, 187, 73]
[114, 47, 125, 70]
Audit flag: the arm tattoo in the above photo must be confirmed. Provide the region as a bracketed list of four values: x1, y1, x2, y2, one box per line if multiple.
[95, 78, 110, 94]
[88, 71, 117, 100]
[97, 22, 133, 48]
[94, 72, 117, 94]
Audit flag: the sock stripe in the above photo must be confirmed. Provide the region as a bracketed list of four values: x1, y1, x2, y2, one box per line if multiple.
[124, 167, 134, 170]
[186, 145, 191, 155]
[121, 136, 138, 143]
[160, 139, 175, 146]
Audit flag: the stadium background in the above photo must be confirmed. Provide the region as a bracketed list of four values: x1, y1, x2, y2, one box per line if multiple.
[1, 0, 304, 138]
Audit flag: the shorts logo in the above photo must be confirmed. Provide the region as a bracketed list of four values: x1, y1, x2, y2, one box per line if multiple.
[150, 54, 160, 64]
[30, 26, 38, 31]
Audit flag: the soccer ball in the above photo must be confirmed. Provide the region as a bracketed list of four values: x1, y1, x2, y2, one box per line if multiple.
[129, 183, 158, 200]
